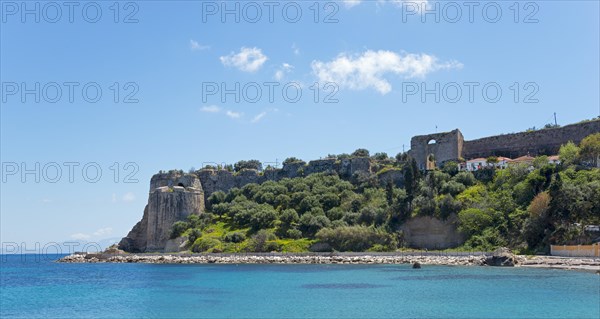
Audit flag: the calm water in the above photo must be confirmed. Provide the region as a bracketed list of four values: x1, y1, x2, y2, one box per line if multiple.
[1, 254, 598, 319]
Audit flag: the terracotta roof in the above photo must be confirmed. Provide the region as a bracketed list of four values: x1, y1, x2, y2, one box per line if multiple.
[548, 155, 560, 161]
[466, 158, 487, 162]
[510, 156, 535, 162]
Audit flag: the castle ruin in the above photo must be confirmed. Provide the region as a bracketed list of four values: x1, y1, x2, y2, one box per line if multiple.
[409, 120, 599, 170]
[119, 119, 599, 252]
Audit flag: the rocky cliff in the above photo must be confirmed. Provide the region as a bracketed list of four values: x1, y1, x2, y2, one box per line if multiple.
[118, 157, 386, 252]
[118, 172, 204, 252]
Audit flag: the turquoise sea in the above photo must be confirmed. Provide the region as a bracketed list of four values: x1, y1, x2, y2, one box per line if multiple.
[1, 254, 599, 319]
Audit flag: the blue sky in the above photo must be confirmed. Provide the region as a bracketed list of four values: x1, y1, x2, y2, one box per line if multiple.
[1, 0, 599, 248]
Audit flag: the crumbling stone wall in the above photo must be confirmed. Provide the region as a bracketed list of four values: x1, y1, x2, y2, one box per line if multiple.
[195, 157, 374, 200]
[410, 120, 599, 169]
[463, 120, 599, 159]
[409, 129, 464, 170]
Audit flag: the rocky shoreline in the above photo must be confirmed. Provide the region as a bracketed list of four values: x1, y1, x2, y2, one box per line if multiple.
[518, 256, 600, 272]
[58, 253, 489, 266]
[56, 252, 600, 272]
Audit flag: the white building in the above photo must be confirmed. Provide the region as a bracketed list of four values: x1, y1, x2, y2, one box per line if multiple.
[494, 157, 512, 169]
[465, 158, 487, 171]
[465, 157, 512, 171]
[548, 155, 561, 165]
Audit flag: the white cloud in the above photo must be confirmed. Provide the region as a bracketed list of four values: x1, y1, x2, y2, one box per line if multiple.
[93, 227, 113, 237]
[390, 0, 429, 8]
[201, 105, 221, 113]
[345, 1, 430, 12]
[226, 110, 242, 119]
[190, 39, 209, 51]
[200, 105, 247, 121]
[220, 47, 268, 72]
[251, 108, 279, 124]
[70, 233, 91, 240]
[292, 43, 300, 55]
[122, 192, 135, 202]
[251, 112, 267, 123]
[343, 0, 362, 8]
[70, 227, 113, 241]
[311, 50, 462, 95]
[274, 63, 294, 80]
[42, 198, 52, 203]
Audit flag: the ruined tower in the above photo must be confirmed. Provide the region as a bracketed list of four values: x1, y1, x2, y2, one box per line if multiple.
[409, 129, 464, 170]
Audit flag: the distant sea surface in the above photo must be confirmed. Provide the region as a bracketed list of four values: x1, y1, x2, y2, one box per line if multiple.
[1, 254, 599, 319]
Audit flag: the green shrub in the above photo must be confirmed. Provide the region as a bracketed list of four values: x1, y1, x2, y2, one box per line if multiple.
[316, 226, 396, 252]
[207, 191, 226, 207]
[463, 228, 506, 251]
[212, 203, 229, 216]
[286, 228, 303, 239]
[352, 148, 370, 157]
[326, 207, 345, 221]
[170, 221, 189, 239]
[440, 181, 466, 196]
[248, 230, 277, 252]
[249, 205, 278, 230]
[224, 232, 246, 243]
[442, 161, 459, 176]
[187, 228, 202, 244]
[458, 208, 494, 236]
[234, 160, 262, 172]
[453, 171, 476, 187]
[299, 214, 331, 237]
[191, 238, 221, 253]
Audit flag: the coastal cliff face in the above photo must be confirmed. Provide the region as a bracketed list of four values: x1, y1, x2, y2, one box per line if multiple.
[118, 158, 392, 252]
[118, 173, 204, 252]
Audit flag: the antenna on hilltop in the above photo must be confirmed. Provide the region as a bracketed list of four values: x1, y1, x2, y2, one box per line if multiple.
[554, 112, 558, 126]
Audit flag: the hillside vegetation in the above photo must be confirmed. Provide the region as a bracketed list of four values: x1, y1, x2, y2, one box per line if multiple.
[172, 133, 600, 254]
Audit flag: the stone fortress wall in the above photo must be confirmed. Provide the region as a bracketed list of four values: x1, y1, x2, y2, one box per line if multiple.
[119, 158, 377, 252]
[409, 120, 599, 170]
[120, 119, 599, 252]
[197, 157, 372, 200]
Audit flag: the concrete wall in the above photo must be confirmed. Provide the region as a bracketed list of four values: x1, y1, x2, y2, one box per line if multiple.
[551, 244, 600, 257]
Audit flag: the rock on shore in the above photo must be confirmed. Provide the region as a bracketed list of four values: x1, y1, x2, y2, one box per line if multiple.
[484, 247, 517, 266]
